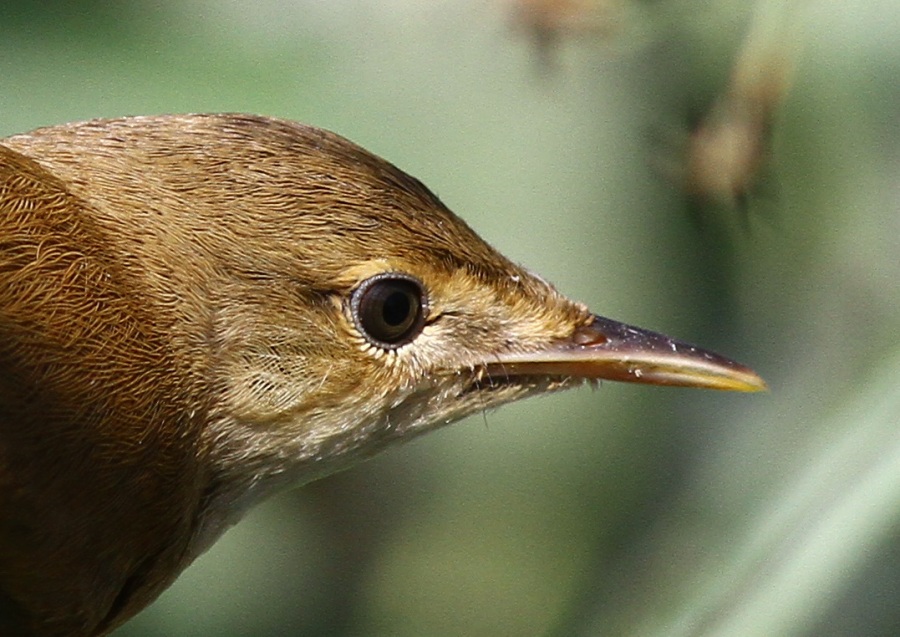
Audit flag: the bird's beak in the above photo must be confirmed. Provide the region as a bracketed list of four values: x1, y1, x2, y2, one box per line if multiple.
[486, 315, 767, 392]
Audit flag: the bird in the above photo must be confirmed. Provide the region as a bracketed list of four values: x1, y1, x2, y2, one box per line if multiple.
[0, 113, 765, 636]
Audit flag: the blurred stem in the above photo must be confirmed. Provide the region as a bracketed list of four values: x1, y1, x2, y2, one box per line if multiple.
[660, 347, 900, 637]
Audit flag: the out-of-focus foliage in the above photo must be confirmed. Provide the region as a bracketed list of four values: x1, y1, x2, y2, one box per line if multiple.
[2, 1, 898, 636]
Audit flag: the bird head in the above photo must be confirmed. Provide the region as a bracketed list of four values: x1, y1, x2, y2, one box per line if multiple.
[1, 114, 764, 635]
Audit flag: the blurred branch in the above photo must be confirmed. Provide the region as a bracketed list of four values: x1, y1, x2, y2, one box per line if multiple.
[572, 345, 900, 637]
[679, 0, 802, 214]
[664, 347, 900, 637]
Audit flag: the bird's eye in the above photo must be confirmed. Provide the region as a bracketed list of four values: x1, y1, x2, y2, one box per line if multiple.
[351, 274, 427, 349]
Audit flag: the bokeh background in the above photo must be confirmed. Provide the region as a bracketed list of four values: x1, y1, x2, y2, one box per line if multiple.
[3, 1, 899, 636]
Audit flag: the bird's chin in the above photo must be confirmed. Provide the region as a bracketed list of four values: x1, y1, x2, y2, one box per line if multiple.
[420, 369, 592, 432]
[378, 370, 583, 445]
[457, 368, 587, 401]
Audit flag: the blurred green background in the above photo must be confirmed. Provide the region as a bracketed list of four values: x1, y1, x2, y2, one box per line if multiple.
[3, 1, 899, 636]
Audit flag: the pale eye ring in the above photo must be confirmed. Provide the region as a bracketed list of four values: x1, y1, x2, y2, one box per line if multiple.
[350, 273, 427, 349]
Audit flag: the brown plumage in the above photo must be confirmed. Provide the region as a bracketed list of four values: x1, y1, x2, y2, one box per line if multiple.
[0, 114, 764, 636]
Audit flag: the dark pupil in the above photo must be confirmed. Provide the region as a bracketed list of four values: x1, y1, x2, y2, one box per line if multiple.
[382, 290, 412, 327]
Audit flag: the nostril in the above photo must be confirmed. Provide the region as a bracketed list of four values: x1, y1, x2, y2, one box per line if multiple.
[572, 323, 608, 346]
